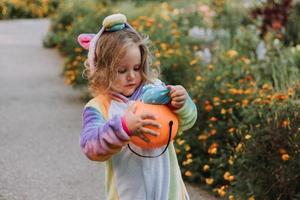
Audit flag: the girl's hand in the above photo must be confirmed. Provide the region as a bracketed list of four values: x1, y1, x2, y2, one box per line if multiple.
[123, 104, 161, 143]
[167, 85, 187, 109]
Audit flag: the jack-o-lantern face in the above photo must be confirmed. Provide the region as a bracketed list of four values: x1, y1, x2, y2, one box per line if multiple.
[130, 101, 179, 149]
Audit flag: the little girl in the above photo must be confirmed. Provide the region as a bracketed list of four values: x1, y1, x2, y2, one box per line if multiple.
[78, 13, 197, 200]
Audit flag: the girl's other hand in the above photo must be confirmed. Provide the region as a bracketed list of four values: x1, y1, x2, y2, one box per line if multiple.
[123, 104, 161, 143]
[167, 85, 187, 109]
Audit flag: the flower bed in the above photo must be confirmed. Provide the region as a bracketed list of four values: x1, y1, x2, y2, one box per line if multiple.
[44, 0, 300, 199]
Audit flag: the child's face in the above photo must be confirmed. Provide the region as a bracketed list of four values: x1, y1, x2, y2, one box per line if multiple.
[111, 45, 142, 97]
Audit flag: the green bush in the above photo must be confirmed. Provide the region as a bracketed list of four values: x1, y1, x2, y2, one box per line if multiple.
[0, 0, 60, 19]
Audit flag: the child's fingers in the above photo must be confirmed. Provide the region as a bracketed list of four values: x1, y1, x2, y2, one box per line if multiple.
[172, 96, 186, 102]
[142, 119, 161, 129]
[140, 112, 157, 120]
[171, 101, 184, 108]
[140, 127, 159, 137]
[170, 90, 185, 98]
[138, 134, 150, 143]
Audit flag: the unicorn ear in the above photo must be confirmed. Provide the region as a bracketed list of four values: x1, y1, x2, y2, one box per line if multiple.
[77, 33, 96, 50]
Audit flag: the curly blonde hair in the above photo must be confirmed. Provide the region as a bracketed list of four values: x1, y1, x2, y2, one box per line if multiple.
[84, 28, 159, 96]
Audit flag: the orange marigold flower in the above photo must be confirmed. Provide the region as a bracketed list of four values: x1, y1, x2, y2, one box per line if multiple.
[227, 50, 238, 58]
[210, 129, 217, 136]
[229, 195, 235, 200]
[282, 154, 290, 161]
[245, 134, 251, 140]
[262, 83, 272, 90]
[228, 156, 234, 165]
[272, 93, 288, 101]
[205, 178, 214, 185]
[228, 176, 235, 181]
[221, 108, 226, 114]
[198, 134, 208, 141]
[207, 64, 214, 70]
[241, 57, 251, 65]
[242, 99, 249, 106]
[203, 165, 210, 172]
[204, 104, 213, 112]
[185, 171, 192, 177]
[196, 76, 202, 81]
[209, 117, 218, 122]
[228, 128, 236, 133]
[282, 119, 290, 128]
[189, 59, 198, 65]
[235, 143, 244, 152]
[288, 88, 295, 96]
[223, 172, 231, 180]
[186, 153, 192, 158]
[213, 96, 220, 102]
[248, 196, 256, 200]
[217, 188, 226, 197]
[208, 143, 218, 155]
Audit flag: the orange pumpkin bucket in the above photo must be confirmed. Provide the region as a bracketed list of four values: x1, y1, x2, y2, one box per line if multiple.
[130, 101, 179, 149]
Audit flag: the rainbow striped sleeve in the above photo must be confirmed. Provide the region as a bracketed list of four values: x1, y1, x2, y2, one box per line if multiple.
[80, 105, 130, 162]
[173, 96, 197, 132]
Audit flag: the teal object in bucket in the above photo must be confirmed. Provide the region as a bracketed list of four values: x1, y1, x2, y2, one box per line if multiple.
[140, 85, 171, 104]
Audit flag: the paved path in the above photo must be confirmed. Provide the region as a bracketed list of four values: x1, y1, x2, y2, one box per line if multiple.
[0, 19, 216, 200]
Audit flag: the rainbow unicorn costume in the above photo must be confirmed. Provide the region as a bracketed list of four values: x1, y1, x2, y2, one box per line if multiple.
[78, 14, 197, 200]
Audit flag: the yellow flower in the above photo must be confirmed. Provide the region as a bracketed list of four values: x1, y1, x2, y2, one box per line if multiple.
[228, 156, 234, 165]
[74, 47, 82, 52]
[155, 52, 161, 58]
[262, 83, 272, 90]
[209, 129, 217, 136]
[189, 59, 198, 65]
[183, 158, 193, 166]
[235, 143, 244, 152]
[196, 76, 202, 81]
[185, 144, 191, 151]
[203, 165, 210, 172]
[186, 153, 192, 159]
[248, 196, 255, 200]
[208, 143, 218, 155]
[198, 134, 208, 141]
[154, 60, 160, 67]
[229, 195, 235, 200]
[217, 188, 226, 197]
[282, 119, 290, 128]
[245, 134, 252, 140]
[228, 176, 235, 181]
[204, 104, 213, 112]
[241, 57, 251, 65]
[281, 154, 290, 161]
[185, 171, 192, 177]
[242, 99, 249, 107]
[160, 43, 168, 51]
[209, 117, 218, 122]
[227, 50, 238, 58]
[207, 64, 214, 70]
[223, 172, 231, 180]
[221, 108, 226, 114]
[288, 88, 295, 96]
[228, 128, 236, 134]
[205, 178, 214, 185]
[176, 139, 185, 146]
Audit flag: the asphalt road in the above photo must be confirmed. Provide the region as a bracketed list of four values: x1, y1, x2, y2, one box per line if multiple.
[0, 19, 216, 200]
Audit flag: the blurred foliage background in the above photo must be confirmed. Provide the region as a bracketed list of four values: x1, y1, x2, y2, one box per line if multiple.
[2, 0, 300, 199]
